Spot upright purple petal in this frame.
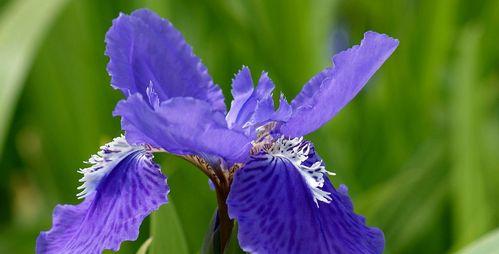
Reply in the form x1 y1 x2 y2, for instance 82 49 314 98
281 32 398 137
226 67 255 129
37 150 169 254
114 94 252 163
105 9 226 112
227 157 383 254
251 93 292 127
226 67 291 134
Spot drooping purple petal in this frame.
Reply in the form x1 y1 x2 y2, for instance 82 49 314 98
281 32 398 137
114 94 252 162
227 157 384 254
226 67 291 135
36 151 169 254
105 9 226 112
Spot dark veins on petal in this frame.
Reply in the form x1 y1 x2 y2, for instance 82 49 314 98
227 154 384 254
36 151 169 254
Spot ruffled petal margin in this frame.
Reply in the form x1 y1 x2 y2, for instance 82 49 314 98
226 67 291 135
281 32 398 137
227 157 384 254
105 9 226 112
36 151 168 254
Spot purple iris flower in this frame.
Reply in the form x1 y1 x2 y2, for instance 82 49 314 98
36 9 398 254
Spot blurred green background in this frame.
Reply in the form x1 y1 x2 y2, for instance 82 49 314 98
0 0 498 253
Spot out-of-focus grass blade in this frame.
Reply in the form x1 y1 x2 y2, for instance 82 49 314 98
136 238 153 254
419 0 457 108
389 180 448 252
160 154 217 250
357 140 446 253
25 0 121 201
0 0 70 157
357 140 443 215
149 201 189 254
451 26 492 249
456 228 499 254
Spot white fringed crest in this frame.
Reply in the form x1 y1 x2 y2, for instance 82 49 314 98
265 136 335 206
76 136 143 198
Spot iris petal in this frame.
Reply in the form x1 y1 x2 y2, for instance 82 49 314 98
105 9 225 112
36 151 168 254
227 156 383 254
226 67 291 135
251 92 292 128
281 31 398 137
114 94 252 162
226 66 256 129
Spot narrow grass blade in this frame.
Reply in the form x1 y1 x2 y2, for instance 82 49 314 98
0 0 70 157
357 140 446 253
456 229 499 254
451 26 492 248
136 237 153 254
149 201 189 254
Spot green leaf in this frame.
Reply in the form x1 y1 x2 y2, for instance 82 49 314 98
224 222 246 254
200 211 222 254
356 140 447 253
0 0 70 157
136 238 153 254
456 229 499 254
450 26 493 248
200 213 245 254
149 201 189 254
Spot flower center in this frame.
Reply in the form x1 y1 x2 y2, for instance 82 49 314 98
264 136 335 207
